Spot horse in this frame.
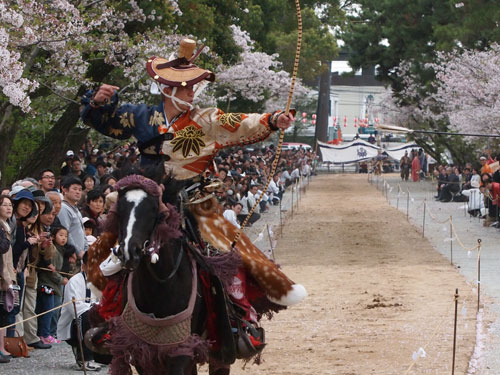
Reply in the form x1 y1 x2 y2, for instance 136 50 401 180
106 174 210 375
87 172 307 374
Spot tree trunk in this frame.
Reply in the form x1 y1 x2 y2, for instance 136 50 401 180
0 105 15 183
17 64 114 180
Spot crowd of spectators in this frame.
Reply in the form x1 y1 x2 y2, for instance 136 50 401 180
0 137 316 369
431 151 500 227
394 147 500 227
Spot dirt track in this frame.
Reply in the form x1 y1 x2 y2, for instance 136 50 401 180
224 174 477 375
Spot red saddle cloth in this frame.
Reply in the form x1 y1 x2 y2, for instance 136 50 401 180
98 274 126 320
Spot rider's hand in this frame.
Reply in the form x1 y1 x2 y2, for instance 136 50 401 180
93 84 120 105
277 113 295 130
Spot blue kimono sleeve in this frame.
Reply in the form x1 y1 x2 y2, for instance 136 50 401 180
80 90 159 143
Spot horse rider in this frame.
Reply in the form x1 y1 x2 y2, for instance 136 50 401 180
80 38 304 362
80 39 294 177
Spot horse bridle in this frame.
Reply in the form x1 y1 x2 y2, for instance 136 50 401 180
145 241 184 284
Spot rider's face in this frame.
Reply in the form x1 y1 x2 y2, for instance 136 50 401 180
164 86 194 112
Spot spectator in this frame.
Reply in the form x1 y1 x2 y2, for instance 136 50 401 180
80 174 97 207
23 193 54 350
57 252 101 371
439 167 460 202
238 185 261 226
36 226 68 345
70 158 84 179
267 173 283 205
38 169 56 193
7 190 38 337
0 195 15 363
400 152 410 181
80 190 105 236
461 178 484 217
46 191 63 228
411 152 421 182
61 150 75 176
85 151 99 177
100 175 117 187
95 161 107 181
480 155 493 175
281 167 292 188
223 202 242 229
484 179 500 226
58 177 87 258
99 184 113 197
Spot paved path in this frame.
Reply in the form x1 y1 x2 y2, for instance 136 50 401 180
372 174 500 375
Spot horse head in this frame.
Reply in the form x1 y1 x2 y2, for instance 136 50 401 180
112 175 163 270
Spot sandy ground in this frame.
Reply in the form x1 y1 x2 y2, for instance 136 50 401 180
3 174 480 374
223 174 478 375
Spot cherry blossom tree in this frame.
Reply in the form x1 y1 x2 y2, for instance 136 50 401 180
212 25 313 112
429 45 500 135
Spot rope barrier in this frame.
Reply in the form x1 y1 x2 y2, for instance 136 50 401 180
29 264 76 277
0 297 98 330
376 179 481 252
450 220 481 252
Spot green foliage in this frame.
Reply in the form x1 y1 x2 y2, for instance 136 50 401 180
4 106 57 183
239 1 340 80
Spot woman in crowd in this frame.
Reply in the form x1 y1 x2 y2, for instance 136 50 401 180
80 190 105 236
0 195 15 363
24 195 55 350
8 190 39 337
80 175 97 208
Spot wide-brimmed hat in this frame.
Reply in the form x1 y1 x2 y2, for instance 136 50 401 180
12 189 38 218
32 190 53 215
146 39 215 88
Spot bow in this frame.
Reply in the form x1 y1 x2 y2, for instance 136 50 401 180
232 0 303 247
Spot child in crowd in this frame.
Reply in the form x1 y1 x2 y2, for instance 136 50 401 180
36 226 69 344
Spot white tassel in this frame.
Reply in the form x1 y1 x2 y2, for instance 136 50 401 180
151 253 159 264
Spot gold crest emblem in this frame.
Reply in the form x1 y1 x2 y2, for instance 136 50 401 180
171 125 206 158
218 113 247 132
119 112 135 128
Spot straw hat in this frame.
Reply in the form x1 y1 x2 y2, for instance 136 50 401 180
146 39 215 88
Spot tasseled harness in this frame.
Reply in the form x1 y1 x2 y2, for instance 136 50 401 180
120 256 198 346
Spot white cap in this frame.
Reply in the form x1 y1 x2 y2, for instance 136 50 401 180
66 150 74 157
86 235 97 245
100 253 122 276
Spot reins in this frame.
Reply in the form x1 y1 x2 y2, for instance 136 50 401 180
146 241 184 283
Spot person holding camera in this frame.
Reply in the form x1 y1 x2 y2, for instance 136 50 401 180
24 192 55 350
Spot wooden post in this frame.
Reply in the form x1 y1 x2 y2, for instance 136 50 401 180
450 216 453 265
266 224 276 261
72 297 87 375
279 198 283 237
477 239 481 312
452 289 459 375
291 185 294 218
397 186 400 210
422 200 426 238
406 188 410 221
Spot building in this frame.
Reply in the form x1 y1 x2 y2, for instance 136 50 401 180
329 62 390 141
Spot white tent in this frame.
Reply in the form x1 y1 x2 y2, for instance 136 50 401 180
318 140 419 164
317 139 381 164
